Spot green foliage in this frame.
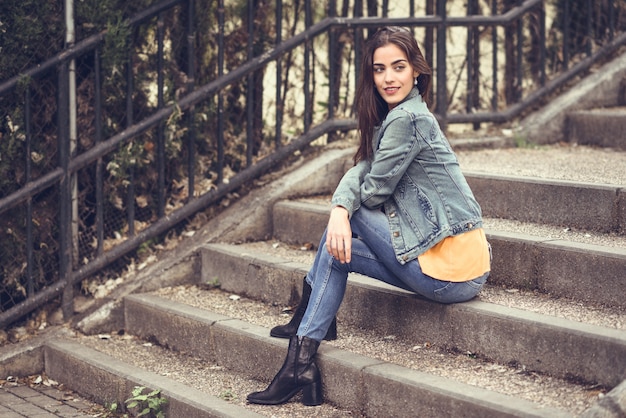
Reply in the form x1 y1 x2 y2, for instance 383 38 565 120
125 386 168 418
102 15 132 72
513 133 533 149
0 0 64 80
204 277 221 289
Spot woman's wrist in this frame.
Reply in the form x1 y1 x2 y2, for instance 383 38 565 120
331 206 349 217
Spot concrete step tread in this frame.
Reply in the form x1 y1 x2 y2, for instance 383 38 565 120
229 240 625 331
116 290 598 416
285 197 626 249
455 144 626 186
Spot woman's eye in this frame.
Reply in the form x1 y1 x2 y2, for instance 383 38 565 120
394 65 405 71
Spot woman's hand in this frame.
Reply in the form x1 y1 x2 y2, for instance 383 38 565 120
326 206 352 263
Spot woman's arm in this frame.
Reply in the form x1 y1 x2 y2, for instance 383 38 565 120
360 111 426 208
325 206 352 263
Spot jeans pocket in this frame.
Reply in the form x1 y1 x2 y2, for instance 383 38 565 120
433 273 488 303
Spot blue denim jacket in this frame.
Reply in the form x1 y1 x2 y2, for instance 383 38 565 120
331 88 483 265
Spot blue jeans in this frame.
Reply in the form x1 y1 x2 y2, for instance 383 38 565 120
297 206 489 341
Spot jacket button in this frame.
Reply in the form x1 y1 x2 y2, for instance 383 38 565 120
389 212 396 218
393 231 400 237
467 223 473 229
402 255 408 261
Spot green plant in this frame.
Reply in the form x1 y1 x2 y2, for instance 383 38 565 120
219 389 237 401
125 386 168 418
103 400 126 417
201 277 221 290
513 133 536 149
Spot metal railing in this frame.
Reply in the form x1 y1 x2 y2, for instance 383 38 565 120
0 0 623 328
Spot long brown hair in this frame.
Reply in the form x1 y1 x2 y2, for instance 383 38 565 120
353 27 432 163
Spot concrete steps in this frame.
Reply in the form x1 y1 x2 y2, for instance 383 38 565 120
198 241 626 390
567 107 626 150
119 292 575 417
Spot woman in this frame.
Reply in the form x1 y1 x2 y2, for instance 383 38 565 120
247 26 490 406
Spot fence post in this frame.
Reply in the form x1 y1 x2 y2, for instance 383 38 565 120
58 60 74 320
186 0 196 200
467 0 480 130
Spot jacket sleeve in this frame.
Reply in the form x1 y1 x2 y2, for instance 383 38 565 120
360 111 424 209
330 159 370 218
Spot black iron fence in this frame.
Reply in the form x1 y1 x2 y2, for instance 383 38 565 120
0 0 624 328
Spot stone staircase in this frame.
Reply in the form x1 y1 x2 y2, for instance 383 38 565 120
1 87 626 417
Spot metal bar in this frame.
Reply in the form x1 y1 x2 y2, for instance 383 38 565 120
304 0 312 132
491 0 498 111
328 0 337 120
466 0 472 114
275 0 283 148
436 0 447 129
516 0 523 102
157 13 166 218
217 0 225 183
186 0 196 201
539 1 546 86
609 0 615 40
563 0 569 68
25 88 34 297
246 0 254 167
95 48 104 256
354 0 363 95
126 47 136 237
467 0 479 128
586 0 592 56
58 61 73 319
425 0 434 102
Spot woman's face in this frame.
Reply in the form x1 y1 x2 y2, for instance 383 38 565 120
372 43 419 109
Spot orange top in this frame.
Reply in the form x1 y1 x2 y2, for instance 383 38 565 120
417 228 490 282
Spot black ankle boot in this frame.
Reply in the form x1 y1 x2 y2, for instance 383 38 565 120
247 336 323 406
270 278 337 341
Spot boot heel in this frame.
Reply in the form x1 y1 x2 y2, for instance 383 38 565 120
302 379 323 406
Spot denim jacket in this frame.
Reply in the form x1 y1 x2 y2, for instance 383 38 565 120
331 88 483 265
